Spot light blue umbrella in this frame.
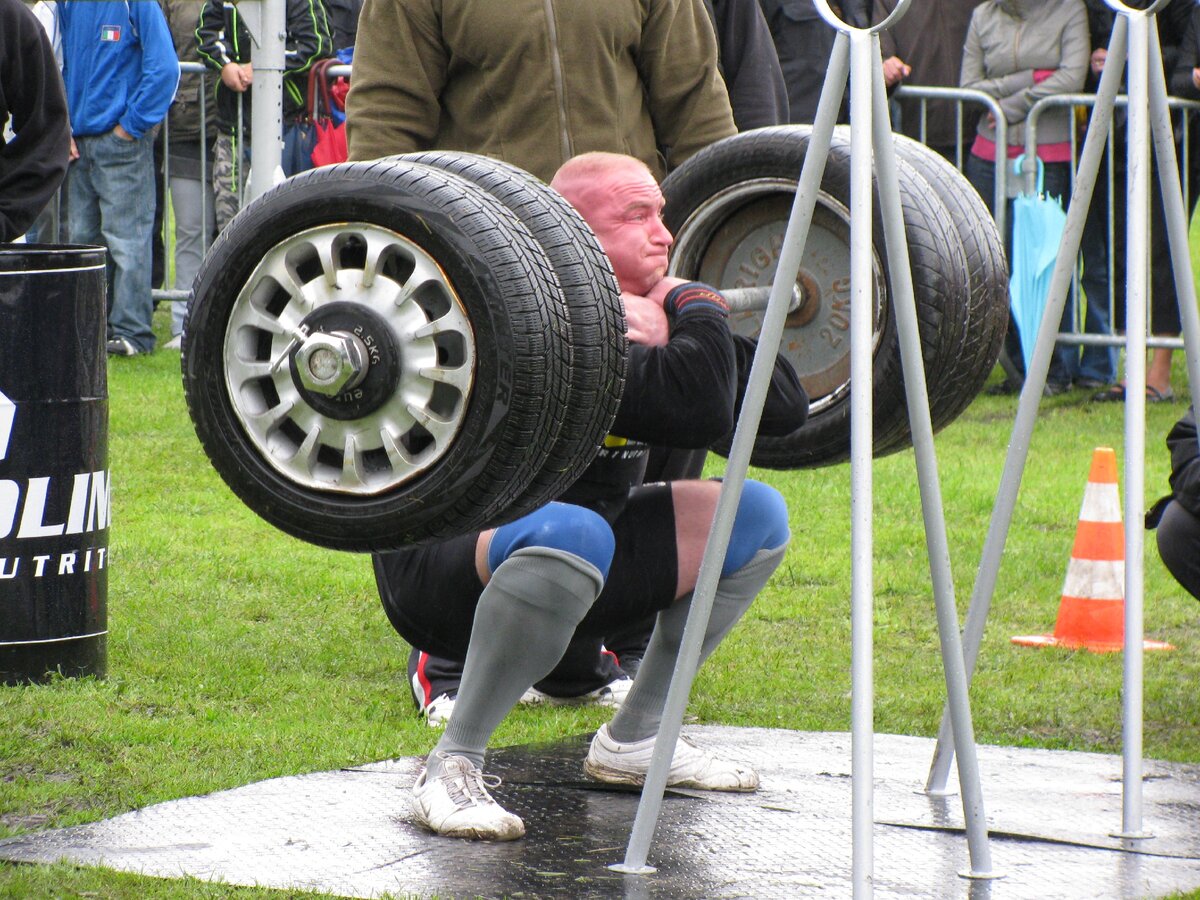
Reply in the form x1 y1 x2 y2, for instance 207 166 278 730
1008 155 1067 373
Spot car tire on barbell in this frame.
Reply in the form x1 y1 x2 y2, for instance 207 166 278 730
662 125 971 469
394 151 627 507
889 137 1008 428
182 159 573 551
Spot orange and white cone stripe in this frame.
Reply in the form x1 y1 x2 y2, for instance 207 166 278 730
1012 447 1173 653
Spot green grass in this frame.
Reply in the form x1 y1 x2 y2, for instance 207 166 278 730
3 300 1200 898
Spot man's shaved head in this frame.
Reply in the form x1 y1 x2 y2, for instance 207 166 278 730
551 152 656 216
551 152 672 295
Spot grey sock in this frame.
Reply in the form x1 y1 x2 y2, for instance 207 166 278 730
427 547 602 776
608 542 788 743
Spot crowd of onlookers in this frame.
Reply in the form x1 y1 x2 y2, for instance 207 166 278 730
5 0 1200 380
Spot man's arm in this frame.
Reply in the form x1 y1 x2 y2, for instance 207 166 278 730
639 0 737 170
284 0 333 76
121 1 179 139
195 0 235 70
0 0 70 241
708 0 788 130
610 282 739 449
345 0 447 161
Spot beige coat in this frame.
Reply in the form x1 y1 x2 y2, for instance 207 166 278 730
960 0 1090 151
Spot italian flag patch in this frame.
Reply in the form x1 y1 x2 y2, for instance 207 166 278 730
100 25 121 41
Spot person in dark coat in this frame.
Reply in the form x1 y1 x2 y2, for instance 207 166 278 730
1147 406 1200 601
759 0 903 125
704 0 789 131
0 0 70 242
872 0 986 161
1085 0 1195 403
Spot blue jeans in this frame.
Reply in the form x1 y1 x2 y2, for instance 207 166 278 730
1075 195 1117 385
68 130 157 353
966 153 1075 386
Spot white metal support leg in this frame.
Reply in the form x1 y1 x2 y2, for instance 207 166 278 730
611 17 853 884
926 13 1132 794
616 0 995 889
924 0 1195 846
867 33 997 882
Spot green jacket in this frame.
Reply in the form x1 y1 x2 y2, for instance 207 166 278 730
345 0 736 182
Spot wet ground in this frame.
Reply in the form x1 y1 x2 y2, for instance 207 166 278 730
2 728 1199 898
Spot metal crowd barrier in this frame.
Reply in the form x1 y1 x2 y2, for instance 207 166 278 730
1020 92 1200 353
46 66 1195 362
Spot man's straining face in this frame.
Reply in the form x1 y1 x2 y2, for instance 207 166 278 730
575 162 674 296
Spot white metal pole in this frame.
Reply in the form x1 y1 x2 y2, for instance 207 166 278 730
1118 6 1150 840
925 15 1130 793
244 0 286 200
868 44 997 881
848 24 875 900
612 22 852 882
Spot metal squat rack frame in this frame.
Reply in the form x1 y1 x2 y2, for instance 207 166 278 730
612 0 1000 893
924 0 1200 846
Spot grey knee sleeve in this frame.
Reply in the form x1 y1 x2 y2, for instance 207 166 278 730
431 547 603 772
608 541 789 743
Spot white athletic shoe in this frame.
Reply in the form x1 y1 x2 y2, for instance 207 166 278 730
422 692 456 727
584 723 759 792
520 675 633 709
410 754 525 841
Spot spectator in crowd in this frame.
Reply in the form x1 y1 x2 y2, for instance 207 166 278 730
58 0 179 356
348 0 743 723
325 0 363 52
703 0 789 131
161 0 217 349
346 0 736 183
960 0 1089 397
759 0 909 126
1147 405 1200 602
872 0 984 162
375 151 807 841
0 0 70 243
1168 0 1200 202
1086 0 1197 403
196 0 333 231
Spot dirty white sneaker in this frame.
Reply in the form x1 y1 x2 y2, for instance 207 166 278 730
520 675 633 709
410 754 525 841
419 692 455 728
584 723 759 792
164 334 183 350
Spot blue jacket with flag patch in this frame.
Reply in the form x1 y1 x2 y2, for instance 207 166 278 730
57 0 179 139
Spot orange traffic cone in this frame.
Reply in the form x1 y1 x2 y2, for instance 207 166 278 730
1012 447 1174 653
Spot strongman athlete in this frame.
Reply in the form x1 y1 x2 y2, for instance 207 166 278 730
373 152 809 840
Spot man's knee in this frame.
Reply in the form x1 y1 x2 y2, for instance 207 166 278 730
487 502 615 578
724 480 790 576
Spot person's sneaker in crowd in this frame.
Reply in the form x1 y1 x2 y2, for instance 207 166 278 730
583 722 759 792
106 336 145 357
410 753 525 841
1042 380 1072 397
418 692 456 727
520 675 633 709
164 334 183 350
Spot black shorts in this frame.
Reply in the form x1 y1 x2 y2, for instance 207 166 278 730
373 483 679 661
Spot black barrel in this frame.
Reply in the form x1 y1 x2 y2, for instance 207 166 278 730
0 244 109 684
